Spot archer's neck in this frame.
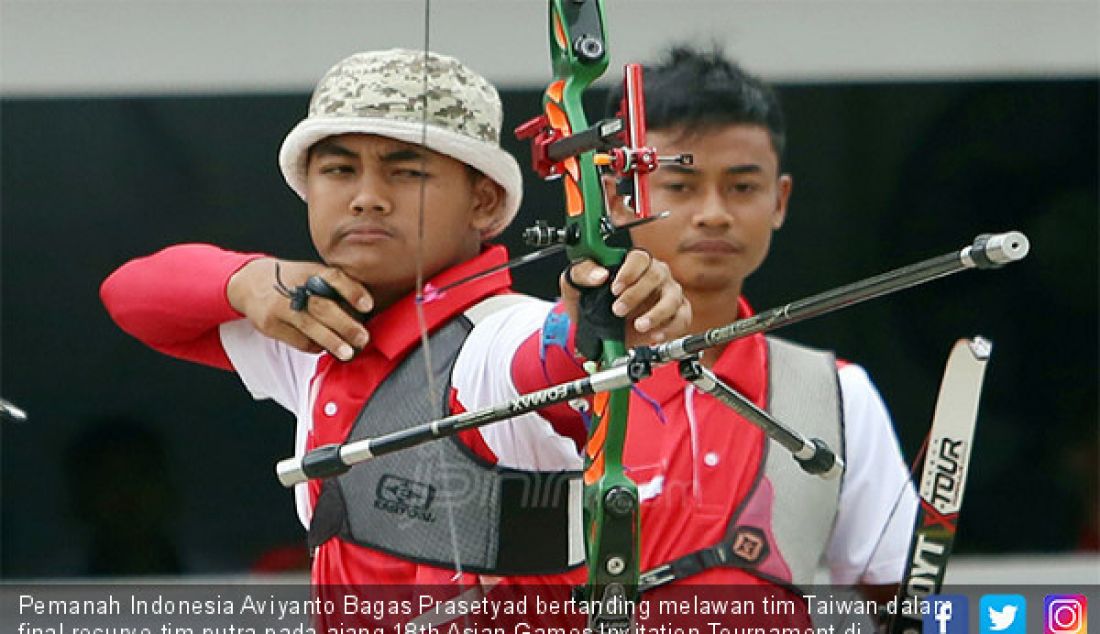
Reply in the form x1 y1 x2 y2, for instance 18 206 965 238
685 285 744 333
683 285 744 368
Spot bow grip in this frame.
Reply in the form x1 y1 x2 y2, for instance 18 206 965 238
572 263 626 361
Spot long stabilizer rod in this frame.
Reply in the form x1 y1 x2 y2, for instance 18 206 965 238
653 231 1028 362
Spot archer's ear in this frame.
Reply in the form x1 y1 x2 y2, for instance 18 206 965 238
773 174 793 230
602 174 635 227
470 176 507 234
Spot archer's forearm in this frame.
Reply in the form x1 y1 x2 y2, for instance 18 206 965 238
100 243 266 369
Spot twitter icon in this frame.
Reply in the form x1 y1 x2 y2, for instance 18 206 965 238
982 594 1027 634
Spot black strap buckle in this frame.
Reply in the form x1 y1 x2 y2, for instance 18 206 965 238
638 542 740 592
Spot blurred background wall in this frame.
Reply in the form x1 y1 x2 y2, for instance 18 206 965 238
1 0 1096 578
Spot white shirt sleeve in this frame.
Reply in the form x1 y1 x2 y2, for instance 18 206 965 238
451 297 584 472
825 363 919 585
218 319 320 413
219 319 321 527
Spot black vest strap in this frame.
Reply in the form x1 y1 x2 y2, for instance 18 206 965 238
639 543 739 591
637 536 800 595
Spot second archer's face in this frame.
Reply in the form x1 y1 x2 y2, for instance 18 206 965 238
304 134 503 303
613 124 791 300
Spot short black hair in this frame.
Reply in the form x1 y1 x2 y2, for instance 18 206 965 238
606 45 786 165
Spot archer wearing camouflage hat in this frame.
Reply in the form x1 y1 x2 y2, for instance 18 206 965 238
279 49 523 239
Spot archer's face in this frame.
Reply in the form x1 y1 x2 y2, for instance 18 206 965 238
614 124 791 298
304 134 501 301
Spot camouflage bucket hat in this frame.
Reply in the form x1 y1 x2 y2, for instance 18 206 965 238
279 49 522 239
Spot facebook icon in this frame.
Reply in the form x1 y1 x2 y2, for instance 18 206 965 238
925 595 970 634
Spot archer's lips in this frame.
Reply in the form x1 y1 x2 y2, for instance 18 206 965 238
681 238 741 254
338 225 394 245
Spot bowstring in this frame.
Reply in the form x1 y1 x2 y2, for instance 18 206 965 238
412 0 467 584
861 435 929 582
833 431 928 634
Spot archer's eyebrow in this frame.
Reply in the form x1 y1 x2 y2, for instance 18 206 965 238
661 165 697 176
658 164 763 176
379 148 428 163
310 141 358 159
726 164 764 175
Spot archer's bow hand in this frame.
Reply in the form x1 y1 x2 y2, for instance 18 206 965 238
227 258 373 361
561 249 691 350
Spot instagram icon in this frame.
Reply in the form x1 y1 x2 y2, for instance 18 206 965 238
1046 595 1088 634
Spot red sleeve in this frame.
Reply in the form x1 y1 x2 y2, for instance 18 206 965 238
510 302 590 451
100 243 266 369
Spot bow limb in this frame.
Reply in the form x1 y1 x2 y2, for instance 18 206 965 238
831 337 991 634
882 337 991 632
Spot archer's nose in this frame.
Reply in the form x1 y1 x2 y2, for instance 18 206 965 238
350 175 392 216
692 189 731 228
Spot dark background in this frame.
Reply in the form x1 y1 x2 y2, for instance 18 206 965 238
2 79 1097 577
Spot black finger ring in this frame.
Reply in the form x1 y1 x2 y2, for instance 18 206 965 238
272 263 314 312
275 271 343 313
288 287 311 312
305 275 341 301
